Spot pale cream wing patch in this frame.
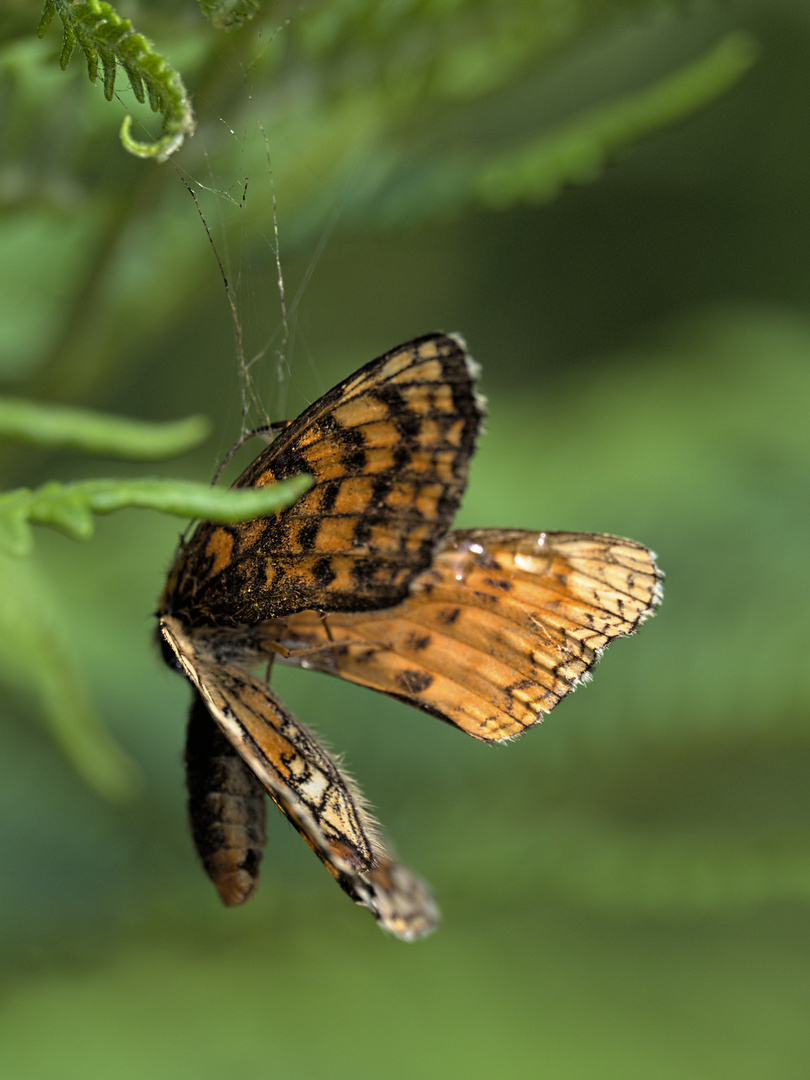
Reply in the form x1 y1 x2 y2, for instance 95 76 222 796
160 615 439 941
273 530 663 742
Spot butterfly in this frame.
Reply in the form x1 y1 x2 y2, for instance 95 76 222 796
157 332 663 940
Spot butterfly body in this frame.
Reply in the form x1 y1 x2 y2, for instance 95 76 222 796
158 333 662 940
184 693 267 907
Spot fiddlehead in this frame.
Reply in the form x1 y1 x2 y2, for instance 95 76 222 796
37 0 195 160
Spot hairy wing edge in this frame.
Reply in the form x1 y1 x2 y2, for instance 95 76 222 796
161 615 439 941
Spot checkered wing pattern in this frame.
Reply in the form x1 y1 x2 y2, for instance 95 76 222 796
157 333 662 940
272 530 663 741
163 616 439 941
161 333 482 627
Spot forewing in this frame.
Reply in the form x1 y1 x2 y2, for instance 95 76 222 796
162 333 482 626
161 616 439 941
272 529 664 742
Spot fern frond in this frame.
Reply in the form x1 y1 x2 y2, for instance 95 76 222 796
197 0 261 30
474 33 758 209
0 475 312 557
37 0 195 160
0 398 210 460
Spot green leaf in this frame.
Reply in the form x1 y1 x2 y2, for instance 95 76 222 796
0 398 210 460
0 474 313 556
474 33 759 209
0 551 140 801
197 0 262 30
37 0 195 160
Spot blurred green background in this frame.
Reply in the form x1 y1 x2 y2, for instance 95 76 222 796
1 1 809 1077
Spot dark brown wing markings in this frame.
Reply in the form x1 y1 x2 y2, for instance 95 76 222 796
158 333 662 938
161 333 483 626
161 616 440 940
271 529 663 742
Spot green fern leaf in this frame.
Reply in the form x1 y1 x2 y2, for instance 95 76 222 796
37 0 195 160
0 475 313 557
197 0 262 30
0 399 210 460
474 33 758 210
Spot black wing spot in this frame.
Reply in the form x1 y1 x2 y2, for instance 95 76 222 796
319 480 341 514
405 633 432 652
297 519 320 550
312 557 337 587
352 517 372 545
344 445 368 473
393 443 413 470
396 670 434 695
351 557 386 588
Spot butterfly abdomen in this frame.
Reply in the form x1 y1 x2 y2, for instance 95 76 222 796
185 692 267 907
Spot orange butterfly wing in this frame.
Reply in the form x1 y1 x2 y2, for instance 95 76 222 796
158 333 662 938
267 529 663 742
161 333 482 627
162 616 439 940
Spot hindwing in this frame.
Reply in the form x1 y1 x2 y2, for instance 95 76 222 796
269 530 663 742
157 333 663 938
163 615 439 941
